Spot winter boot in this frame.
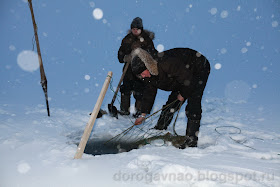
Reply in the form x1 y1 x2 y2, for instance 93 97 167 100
133 100 142 118
179 119 200 149
119 94 130 115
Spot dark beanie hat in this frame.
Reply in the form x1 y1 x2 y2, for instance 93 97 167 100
131 56 147 75
130 17 143 30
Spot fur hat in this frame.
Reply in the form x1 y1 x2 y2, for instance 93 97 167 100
130 17 143 30
131 48 159 76
131 56 147 75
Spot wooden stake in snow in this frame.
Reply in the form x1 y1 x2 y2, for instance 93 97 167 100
74 71 113 159
28 0 50 116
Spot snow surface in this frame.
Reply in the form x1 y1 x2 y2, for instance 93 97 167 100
0 98 279 186
1 0 280 186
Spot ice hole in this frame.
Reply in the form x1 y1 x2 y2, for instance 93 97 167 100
76 139 141 156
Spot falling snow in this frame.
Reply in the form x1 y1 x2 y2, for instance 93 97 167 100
272 21 278 28
84 75 90 80
89 2 95 8
84 88 90 93
93 8 103 20
17 162 31 174
220 48 227 54
214 63 222 70
220 10 228 18
17 50 39 72
9 45 16 51
209 8 218 15
241 47 248 53
185 4 193 12
157 44 164 52
237 6 241 11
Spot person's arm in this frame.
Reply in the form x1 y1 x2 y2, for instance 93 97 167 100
118 36 131 63
141 82 157 114
118 41 127 63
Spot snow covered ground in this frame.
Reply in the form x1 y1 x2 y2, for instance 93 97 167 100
0 98 279 187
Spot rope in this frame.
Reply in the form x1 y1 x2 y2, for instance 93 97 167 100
215 125 257 150
108 76 122 106
145 99 178 120
28 1 37 52
104 99 179 144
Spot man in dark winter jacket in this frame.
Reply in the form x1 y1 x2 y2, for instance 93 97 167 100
118 17 158 117
130 47 210 148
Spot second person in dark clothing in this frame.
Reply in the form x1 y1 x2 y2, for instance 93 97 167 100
130 47 211 148
118 17 158 117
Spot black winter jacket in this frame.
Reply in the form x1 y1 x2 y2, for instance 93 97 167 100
118 30 157 63
139 48 210 114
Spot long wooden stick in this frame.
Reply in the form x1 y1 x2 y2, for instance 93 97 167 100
74 71 113 159
110 61 130 105
28 0 50 116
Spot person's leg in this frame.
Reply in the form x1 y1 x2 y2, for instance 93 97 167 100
119 64 137 115
132 79 144 118
180 58 210 148
154 91 184 130
120 79 132 115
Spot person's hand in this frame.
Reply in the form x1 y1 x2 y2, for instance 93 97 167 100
134 114 146 125
177 93 184 102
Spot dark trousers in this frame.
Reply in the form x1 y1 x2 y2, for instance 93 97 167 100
186 58 210 120
120 64 145 112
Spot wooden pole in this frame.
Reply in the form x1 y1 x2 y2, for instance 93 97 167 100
110 61 130 105
28 0 50 116
74 71 113 159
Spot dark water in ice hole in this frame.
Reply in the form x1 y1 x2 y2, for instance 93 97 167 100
81 139 141 155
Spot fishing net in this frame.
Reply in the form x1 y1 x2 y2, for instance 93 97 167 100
106 78 184 146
